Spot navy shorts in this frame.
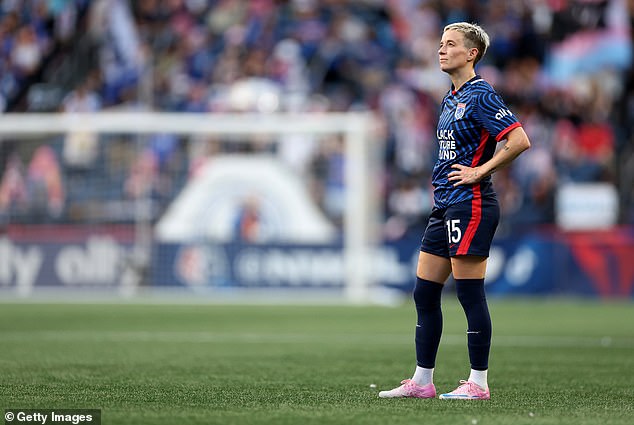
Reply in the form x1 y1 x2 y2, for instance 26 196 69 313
420 196 500 258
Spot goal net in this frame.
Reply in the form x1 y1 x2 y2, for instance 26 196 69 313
0 112 382 303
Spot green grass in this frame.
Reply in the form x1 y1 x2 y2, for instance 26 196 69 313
1 299 634 425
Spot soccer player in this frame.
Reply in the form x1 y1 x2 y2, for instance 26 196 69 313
379 22 531 400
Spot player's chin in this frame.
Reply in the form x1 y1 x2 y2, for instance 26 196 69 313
439 63 452 73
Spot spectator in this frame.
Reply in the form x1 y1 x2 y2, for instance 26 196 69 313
27 145 65 218
61 78 101 170
10 25 45 77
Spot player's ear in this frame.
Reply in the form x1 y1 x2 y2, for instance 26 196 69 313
467 48 478 62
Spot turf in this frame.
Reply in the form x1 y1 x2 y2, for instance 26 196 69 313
1 299 633 425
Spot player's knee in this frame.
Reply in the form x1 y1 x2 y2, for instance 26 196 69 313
413 279 443 310
455 278 486 308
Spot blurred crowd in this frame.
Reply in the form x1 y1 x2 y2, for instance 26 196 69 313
1 0 634 237
0 0 90 112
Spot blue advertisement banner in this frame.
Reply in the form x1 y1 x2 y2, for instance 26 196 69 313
151 235 423 290
2 227 633 297
151 228 634 298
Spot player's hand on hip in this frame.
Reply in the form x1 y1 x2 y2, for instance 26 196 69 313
448 164 482 186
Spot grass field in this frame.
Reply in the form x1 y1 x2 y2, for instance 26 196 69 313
1 299 633 425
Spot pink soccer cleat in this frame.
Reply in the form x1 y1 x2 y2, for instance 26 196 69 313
378 379 436 399
439 380 490 400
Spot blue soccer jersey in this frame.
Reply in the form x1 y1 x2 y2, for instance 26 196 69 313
432 75 521 208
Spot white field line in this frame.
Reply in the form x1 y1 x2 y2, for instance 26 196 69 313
0 331 633 348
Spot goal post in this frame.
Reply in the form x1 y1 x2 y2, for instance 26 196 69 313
0 112 382 303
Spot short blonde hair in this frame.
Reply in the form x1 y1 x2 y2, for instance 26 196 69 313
443 22 490 65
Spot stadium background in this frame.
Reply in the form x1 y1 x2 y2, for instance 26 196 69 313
0 0 633 299
1 2 634 425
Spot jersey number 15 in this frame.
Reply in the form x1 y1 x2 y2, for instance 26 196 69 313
445 219 462 244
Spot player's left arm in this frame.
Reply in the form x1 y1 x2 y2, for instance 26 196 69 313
448 126 531 186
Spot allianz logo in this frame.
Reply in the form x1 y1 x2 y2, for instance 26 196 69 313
495 109 513 120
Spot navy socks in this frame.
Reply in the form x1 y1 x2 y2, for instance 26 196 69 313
413 278 444 369
413 277 491 371
455 278 491 371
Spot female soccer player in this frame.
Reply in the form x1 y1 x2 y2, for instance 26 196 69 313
379 22 531 400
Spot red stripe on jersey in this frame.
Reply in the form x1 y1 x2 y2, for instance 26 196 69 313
495 122 522 142
457 189 481 255
456 129 488 255
472 128 489 167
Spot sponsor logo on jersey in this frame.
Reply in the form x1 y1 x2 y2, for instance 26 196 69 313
437 128 457 160
495 108 513 120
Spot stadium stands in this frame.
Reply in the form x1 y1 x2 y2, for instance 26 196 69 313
1 0 633 231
